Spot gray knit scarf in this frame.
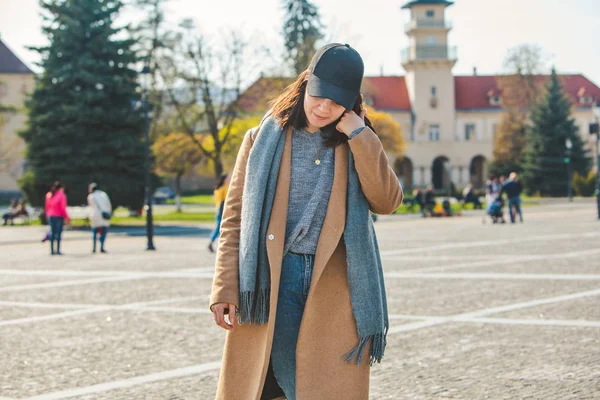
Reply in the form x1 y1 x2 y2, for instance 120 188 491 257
238 114 389 366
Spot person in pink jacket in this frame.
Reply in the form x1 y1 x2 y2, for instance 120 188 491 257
45 181 70 255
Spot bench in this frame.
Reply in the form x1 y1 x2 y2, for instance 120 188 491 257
2 206 38 225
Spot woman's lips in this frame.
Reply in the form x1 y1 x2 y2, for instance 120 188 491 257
313 112 328 121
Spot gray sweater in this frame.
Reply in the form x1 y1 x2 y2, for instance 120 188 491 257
283 129 335 255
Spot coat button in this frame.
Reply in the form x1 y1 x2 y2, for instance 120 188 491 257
268 234 275 241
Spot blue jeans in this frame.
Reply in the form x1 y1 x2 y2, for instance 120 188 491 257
49 216 64 253
508 196 523 223
92 227 108 250
209 205 224 243
271 252 315 400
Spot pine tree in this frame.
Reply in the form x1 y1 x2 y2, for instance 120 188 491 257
282 0 324 75
521 68 592 196
19 0 146 208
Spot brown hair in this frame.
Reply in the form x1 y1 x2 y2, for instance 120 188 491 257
269 70 375 147
50 181 63 196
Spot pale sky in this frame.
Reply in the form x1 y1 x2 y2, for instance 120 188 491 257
2 0 600 87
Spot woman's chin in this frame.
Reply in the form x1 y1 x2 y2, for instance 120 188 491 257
309 118 332 129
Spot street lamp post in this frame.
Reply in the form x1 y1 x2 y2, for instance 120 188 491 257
565 137 573 202
140 63 156 250
591 103 600 220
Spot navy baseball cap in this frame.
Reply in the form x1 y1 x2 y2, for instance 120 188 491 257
307 43 364 110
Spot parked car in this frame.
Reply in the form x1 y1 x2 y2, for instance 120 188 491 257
152 186 175 204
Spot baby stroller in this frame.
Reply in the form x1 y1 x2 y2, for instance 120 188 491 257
488 196 506 224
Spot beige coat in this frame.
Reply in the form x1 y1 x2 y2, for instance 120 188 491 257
210 125 403 400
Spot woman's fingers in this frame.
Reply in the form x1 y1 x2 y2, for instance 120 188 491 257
212 304 233 331
227 303 237 329
212 303 237 331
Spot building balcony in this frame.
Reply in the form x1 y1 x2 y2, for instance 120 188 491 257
401 45 458 63
404 19 453 32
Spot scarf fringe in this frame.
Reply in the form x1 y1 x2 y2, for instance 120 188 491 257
342 331 387 366
238 289 270 325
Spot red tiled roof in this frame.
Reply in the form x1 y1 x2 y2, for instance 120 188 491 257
0 39 33 74
557 74 600 108
454 74 600 110
238 74 600 113
454 75 500 110
362 76 411 111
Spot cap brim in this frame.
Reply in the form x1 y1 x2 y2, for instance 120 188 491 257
307 74 357 110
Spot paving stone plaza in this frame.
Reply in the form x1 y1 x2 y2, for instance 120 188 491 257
0 202 598 399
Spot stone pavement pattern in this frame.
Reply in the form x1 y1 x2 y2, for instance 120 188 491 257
0 202 598 399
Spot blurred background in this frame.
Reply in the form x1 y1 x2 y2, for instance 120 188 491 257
0 0 599 223
1 2 600 398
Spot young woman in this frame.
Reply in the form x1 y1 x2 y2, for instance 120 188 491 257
210 43 403 400
87 182 112 253
45 181 70 255
208 173 230 253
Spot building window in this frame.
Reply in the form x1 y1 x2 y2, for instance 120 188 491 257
427 36 437 45
489 96 501 106
430 86 438 108
429 124 440 141
465 124 476 141
426 10 435 17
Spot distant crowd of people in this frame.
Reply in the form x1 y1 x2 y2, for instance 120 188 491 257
406 172 524 224
409 186 454 217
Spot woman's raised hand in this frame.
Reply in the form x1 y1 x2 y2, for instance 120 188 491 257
336 109 366 136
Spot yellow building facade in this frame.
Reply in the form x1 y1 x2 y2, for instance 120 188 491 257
394 0 600 191
0 38 35 193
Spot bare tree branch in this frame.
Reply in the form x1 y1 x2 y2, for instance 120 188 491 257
150 19 269 177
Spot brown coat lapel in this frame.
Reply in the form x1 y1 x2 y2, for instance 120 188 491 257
309 142 348 294
265 127 292 287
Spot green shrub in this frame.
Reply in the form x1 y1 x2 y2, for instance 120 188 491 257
572 171 597 197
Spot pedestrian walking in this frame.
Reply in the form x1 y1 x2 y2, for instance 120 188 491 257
485 176 499 210
45 181 69 255
209 43 403 400
501 172 524 223
87 183 112 253
208 173 229 253
483 176 502 224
